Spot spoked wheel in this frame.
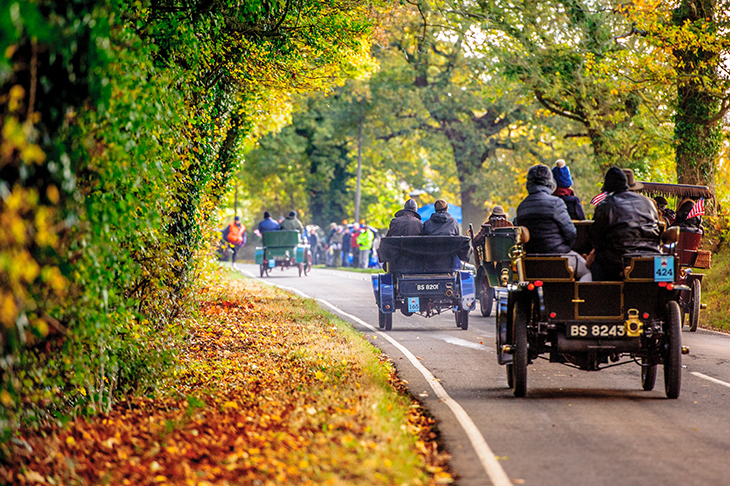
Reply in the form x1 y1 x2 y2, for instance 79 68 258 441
260 264 265 277
304 255 311 276
506 364 514 389
512 300 529 397
664 301 682 399
298 262 303 277
479 272 494 317
641 357 657 391
455 309 469 330
689 279 700 332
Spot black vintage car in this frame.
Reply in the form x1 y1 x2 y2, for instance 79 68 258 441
494 225 688 398
372 236 475 330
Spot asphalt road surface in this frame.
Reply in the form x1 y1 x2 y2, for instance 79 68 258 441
235 263 730 486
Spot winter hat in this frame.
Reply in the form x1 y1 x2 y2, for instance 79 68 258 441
264 211 271 218
404 199 418 211
602 167 628 193
234 215 241 221
490 206 506 217
551 159 573 188
526 164 557 192
288 210 297 218
434 199 449 212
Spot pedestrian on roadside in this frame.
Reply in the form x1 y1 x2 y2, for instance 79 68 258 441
222 215 246 264
357 223 375 268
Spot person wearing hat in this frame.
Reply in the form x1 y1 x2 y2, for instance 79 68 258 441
588 167 661 281
552 159 585 220
674 198 702 233
515 164 590 280
222 215 246 264
386 199 424 236
653 195 676 226
280 210 305 233
473 206 513 248
423 199 460 236
258 211 280 233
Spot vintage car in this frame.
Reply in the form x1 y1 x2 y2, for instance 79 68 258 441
635 181 712 332
254 230 311 277
469 224 528 317
372 236 475 330
497 225 688 398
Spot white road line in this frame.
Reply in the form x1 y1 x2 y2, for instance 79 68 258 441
691 371 730 389
237 267 512 486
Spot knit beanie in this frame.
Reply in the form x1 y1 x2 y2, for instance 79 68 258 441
404 199 418 211
551 159 573 188
526 164 557 192
602 167 629 193
434 199 449 212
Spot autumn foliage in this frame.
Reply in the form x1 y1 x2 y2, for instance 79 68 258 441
3 275 452 485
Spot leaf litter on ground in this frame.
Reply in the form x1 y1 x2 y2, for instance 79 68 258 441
4 273 453 485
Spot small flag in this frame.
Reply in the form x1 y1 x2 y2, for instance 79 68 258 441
590 192 607 206
687 198 705 219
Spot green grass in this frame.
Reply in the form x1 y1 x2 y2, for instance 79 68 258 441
699 247 730 332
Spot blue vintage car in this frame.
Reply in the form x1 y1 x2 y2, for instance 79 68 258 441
372 236 475 330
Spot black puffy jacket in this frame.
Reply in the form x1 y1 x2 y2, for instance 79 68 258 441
515 185 576 254
386 209 424 236
423 211 460 236
590 190 660 265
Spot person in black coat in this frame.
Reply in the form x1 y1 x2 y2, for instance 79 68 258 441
551 159 585 220
588 167 661 281
515 164 590 279
386 199 424 236
423 199 460 236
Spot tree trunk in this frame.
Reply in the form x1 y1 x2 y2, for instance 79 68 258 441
673 0 720 195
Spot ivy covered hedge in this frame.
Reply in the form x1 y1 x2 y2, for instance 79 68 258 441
0 0 375 448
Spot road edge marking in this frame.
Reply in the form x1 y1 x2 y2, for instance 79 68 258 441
690 371 730 389
238 268 513 486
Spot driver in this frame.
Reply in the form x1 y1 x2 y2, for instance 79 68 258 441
515 164 590 280
588 167 661 281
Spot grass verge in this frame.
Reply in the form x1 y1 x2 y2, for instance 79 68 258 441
3 269 451 485
699 247 730 332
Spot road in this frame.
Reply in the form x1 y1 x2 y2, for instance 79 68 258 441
235 263 730 486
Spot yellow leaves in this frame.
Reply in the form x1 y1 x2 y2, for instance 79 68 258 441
314 370 325 380
222 401 238 409
0 389 14 407
66 436 76 446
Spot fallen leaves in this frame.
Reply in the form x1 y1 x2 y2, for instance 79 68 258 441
2 276 452 485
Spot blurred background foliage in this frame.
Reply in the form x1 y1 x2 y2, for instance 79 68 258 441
0 0 376 448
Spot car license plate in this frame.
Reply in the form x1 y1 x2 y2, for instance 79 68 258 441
654 256 674 282
408 297 420 313
567 323 626 338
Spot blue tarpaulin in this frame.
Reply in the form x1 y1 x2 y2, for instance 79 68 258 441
417 204 462 224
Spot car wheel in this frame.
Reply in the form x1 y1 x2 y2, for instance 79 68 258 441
461 310 469 331
689 279 700 332
506 364 514 389
384 312 392 331
512 300 529 397
641 357 657 391
664 301 682 399
378 310 386 329
479 272 494 317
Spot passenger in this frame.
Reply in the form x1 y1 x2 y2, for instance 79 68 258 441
386 199 424 236
280 210 305 233
515 164 590 280
587 167 661 281
473 206 512 248
258 211 280 233
654 196 676 226
423 199 460 236
552 159 585 220
674 198 703 233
